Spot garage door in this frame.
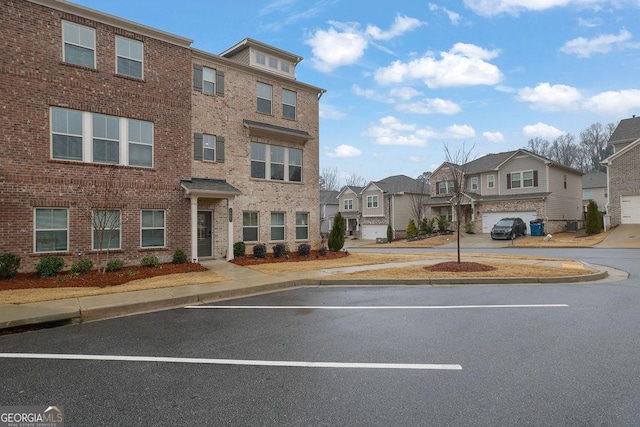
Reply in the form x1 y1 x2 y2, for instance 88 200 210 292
621 196 640 224
361 225 388 240
482 211 538 234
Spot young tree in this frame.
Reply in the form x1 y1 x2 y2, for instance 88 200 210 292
585 200 602 234
444 143 475 263
406 219 418 239
409 178 430 227
328 212 345 251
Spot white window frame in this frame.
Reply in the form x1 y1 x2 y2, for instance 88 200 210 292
270 212 285 241
51 107 83 161
128 119 153 167
141 210 166 248
34 208 68 253
92 114 120 164
202 66 215 95
243 211 259 242
250 142 302 183
344 199 353 210
203 134 216 162
92 209 121 251
367 195 379 208
283 89 296 119
296 212 309 240
438 180 455 194
62 21 95 68
116 36 143 79
510 172 521 189
257 82 273 114
487 174 495 188
471 177 478 191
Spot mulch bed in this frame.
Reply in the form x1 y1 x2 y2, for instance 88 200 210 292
230 250 350 266
0 262 207 291
424 261 497 272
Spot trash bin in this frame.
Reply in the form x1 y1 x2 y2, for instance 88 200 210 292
529 219 544 237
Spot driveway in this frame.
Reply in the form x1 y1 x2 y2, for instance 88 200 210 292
596 224 640 248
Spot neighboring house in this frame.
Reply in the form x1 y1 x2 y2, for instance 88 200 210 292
426 150 584 234
319 190 340 236
601 116 640 226
582 172 607 213
0 0 324 272
337 175 430 240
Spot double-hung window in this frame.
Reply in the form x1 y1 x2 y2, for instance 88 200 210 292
344 199 353 210
62 21 95 68
243 211 259 242
270 146 285 180
251 143 303 182
510 172 521 188
51 107 83 161
487 175 495 188
251 143 266 179
523 171 534 187
288 148 302 182
93 209 121 250
271 212 285 241
128 119 153 167
257 82 272 114
93 114 120 164
438 180 455 195
296 213 309 240
471 177 478 191
141 210 165 247
283 89 296 119
367 195 379 208
116 36 143 79
203 134 216 161
35 208 68 253
202 67 215 95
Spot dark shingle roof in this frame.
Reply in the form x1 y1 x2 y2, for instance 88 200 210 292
582 172 607 188
320 190 340 204
609 116 640 144
372 174 429 194
464 151 517 174
180 178 241 195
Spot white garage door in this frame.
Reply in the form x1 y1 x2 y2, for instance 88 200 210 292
621 196 640 224
482 211 538 234
361 225 388 240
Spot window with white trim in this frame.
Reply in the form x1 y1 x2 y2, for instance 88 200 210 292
93 209 121 250
523 171 534 187
283 89 296 119
52 107 83 161
296 212 309 240
251 142 302 182
128 119 153 167
202 67 215 95
437 180 455 195
367 195 379 208
487 174 495 188
257 82 272 114
116 36 143 79
141 210 165 247
510 172 521 188
62 21 95 68
243 211 259 242
344 199 353 210
471 177 478 191
35 208 68 253
93 114 120 164
271 212 285 241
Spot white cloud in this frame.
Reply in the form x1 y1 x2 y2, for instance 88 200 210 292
351 85 394 103
463 0 606 17
389 86 422 100
561 29 632 58
517 82 582 111
306 25 368 72
365 15 424 41
396 98 462 115
363 116 430 146
483 131 505 143
428 3 461 25
578 17 602 28
523 122 565 139
319 104 346 119
326 144 362 158
583 89 640 115
410 156 422 163
443 124 476 139
374 43 503 88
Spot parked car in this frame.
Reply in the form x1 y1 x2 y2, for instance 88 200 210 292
490 217 527 240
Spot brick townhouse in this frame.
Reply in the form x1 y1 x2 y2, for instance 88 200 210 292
0 0 324 272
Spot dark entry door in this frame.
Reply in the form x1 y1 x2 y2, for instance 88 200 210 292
197 211 212 258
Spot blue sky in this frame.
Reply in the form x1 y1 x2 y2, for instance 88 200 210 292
72 0 640 184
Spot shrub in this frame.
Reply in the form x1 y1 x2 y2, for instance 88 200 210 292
406 219 418 239
172 248 188 264
464 221 475 234
233 241 246 257
70 258 94 275
0 253 21 279
585 200 602 235
297 243 311 257
35 256 65 278
420 217 435 235
437 216 450 232
106 259 125 272
318 246 328 256
328 212 345 252
273 243 288 258
253 243 267 259
140 255 159 268
386 224 393 243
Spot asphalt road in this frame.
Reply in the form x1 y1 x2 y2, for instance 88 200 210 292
1 248 639 426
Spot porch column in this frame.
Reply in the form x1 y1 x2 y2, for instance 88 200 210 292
190 196 198 263
227 199 234 261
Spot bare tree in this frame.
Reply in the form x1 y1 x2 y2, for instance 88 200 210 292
344 173 367 187
580 122 615 172
444 143 475 263
408 179 430 225
548 133 578 169
526 137 550 157
320 166 340 191
417 171 432 186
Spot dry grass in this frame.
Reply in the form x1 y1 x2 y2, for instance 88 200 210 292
513 231 611 247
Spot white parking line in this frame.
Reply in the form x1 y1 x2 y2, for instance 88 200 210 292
185 304 568 310
0 353 461 371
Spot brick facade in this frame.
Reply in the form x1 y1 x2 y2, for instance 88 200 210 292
607 142 640 226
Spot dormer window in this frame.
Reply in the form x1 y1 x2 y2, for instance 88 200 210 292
251 49 295 78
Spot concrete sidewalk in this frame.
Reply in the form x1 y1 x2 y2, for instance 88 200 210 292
0 254 625 333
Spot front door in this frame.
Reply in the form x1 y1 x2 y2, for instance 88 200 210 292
197 211 213 258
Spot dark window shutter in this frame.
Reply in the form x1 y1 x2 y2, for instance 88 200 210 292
533 170 538 187
216 70 225 96
194 133 203 160
507 173 511 189
193 64 203 92
436 182 440 195
216 136 225 163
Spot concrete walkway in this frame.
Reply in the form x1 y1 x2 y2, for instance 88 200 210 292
0 252 626 332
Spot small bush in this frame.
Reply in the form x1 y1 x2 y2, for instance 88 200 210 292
437 216 450 232
585 199 602 235
464 221 475 234
318 246 328 256
172 248 188 264
386 224 393 243
328 212 345 252
272 243 288 258
421 217 435 235
0 253 21 279
406 219 418 239
253 243 267 259
106 259 125 272
233 241 246 257
297 243 311 257
140 255 159 268
36 256 65 278
70 258 94 275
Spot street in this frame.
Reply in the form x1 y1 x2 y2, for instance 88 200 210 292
1 248 639 426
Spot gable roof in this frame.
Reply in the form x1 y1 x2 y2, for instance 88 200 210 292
582 172 607 189
369 174 429 194
320 190 340 204
608 116 640 145
337 185 364 198
465 151 517 174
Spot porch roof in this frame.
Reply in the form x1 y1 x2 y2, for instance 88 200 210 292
426 192 550 206
181 178 241 198
243 119 313 143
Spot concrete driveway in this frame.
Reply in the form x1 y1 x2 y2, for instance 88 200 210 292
596 224 640 248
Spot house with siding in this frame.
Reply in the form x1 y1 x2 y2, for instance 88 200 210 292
319 190 340 236
0 0 324 272
601 116 640 225
426 150 584 234
582 172 607 213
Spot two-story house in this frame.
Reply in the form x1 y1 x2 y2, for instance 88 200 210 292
601 116 640 225
319 190 340 236
0 0 324 272
426 150 584 234
336 186 364 237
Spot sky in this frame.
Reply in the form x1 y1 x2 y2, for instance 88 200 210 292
71 0 640 185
